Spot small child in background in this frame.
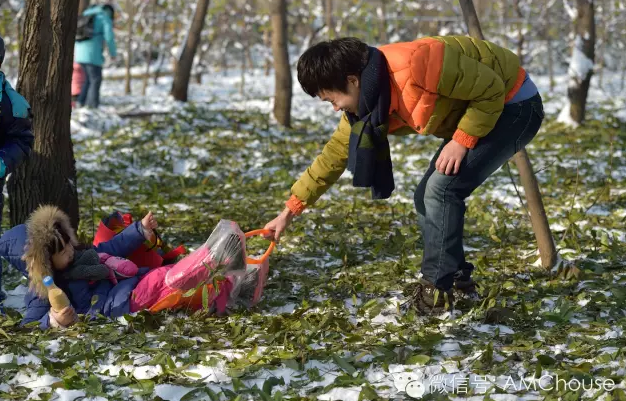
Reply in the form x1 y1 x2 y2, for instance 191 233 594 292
71 63 86 108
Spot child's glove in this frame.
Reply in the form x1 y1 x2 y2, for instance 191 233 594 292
99 253 139 282
0 158 6 178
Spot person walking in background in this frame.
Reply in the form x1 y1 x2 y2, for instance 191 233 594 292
74 3 117 109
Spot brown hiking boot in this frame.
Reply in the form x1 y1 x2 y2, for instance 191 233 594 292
405 278 454 315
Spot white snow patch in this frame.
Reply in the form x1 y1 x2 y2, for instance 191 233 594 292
153 384 194 401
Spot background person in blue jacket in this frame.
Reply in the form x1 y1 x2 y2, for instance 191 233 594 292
0 36 34 307
0 205 157 328
74 4 117 109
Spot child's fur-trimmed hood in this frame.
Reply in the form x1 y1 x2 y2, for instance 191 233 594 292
22 205 78 298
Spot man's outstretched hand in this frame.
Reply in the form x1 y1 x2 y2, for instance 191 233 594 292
263 207 295 243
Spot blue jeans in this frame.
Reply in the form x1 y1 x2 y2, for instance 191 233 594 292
414 93 545 290
78 63 103 108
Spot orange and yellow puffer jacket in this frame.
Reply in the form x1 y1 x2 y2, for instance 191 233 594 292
286 36 526 215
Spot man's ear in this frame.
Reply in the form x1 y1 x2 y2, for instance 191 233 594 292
347 75 359 88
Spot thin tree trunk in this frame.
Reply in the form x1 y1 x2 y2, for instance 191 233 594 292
263 29 271 76
78 0 90 15
153 12 167 85
378 0 388 44
271 0 292 127
171 0 210 101
597 0 605 88
125 0 134 95
514 0 524 61
324 0 334 39
622 55 626 91
220 42 228 77
245 47 254 72
195 42 212 84
10 0 80 227
546 8 555 91
239 45 246 95
458 0 557 269
567 0 595 124
142 0 156 96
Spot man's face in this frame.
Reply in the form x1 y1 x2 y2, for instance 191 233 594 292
318 75 360 115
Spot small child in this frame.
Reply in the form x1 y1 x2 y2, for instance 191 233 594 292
14 205 257 329
71 63 86 108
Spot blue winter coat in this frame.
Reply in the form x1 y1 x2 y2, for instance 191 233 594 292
74 5 117 66
0 73 33 176
0 221 148 329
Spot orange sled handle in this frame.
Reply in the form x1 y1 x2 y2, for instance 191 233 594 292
244 229 276 264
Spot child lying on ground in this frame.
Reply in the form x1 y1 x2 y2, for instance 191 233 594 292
0 205 257 329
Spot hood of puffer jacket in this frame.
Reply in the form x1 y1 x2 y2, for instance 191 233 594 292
22 205 78 298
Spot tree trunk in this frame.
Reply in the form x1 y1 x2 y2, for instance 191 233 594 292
125 0 134 95
239 46 246 95
458 0 557 269
622 55 626 91
78 0 90 14
567 0 595 124
324 0 334 39
142 0 156 96
170 0 211 102
378 0 388 44
195 42 211 84
546 7 555 92
10 0 80 228
153 12 168 85
514 0 524 61
596 0 605 88
263 29 271 76
220 43 228 76
271 0 292 127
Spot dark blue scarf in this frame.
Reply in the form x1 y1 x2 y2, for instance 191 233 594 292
346 47 395 199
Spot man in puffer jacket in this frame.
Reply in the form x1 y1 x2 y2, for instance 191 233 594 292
263 36 544 314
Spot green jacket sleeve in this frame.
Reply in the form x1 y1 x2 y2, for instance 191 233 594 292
290 113 351 206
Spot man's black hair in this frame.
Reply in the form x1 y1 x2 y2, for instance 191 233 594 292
297 37 369 97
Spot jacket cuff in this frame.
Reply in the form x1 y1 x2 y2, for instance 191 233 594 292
452 129 479 149
285 195 306 216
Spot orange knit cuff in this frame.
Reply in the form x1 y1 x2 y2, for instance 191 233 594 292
504 67 526 103
285 195 306 216
452 129 479 149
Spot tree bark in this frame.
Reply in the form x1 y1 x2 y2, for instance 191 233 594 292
271 0 292 127
546 5 555 91
78 0 90 15
239 45 246 95
263 29 271 76
10 0 80 228
567 0 595 124
514 0 524 61
125 0 134 95
153 10 168 85
142 0 156 96
324 0 334 39
378 0 388 44
170 0 211 102
458 0 557 269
